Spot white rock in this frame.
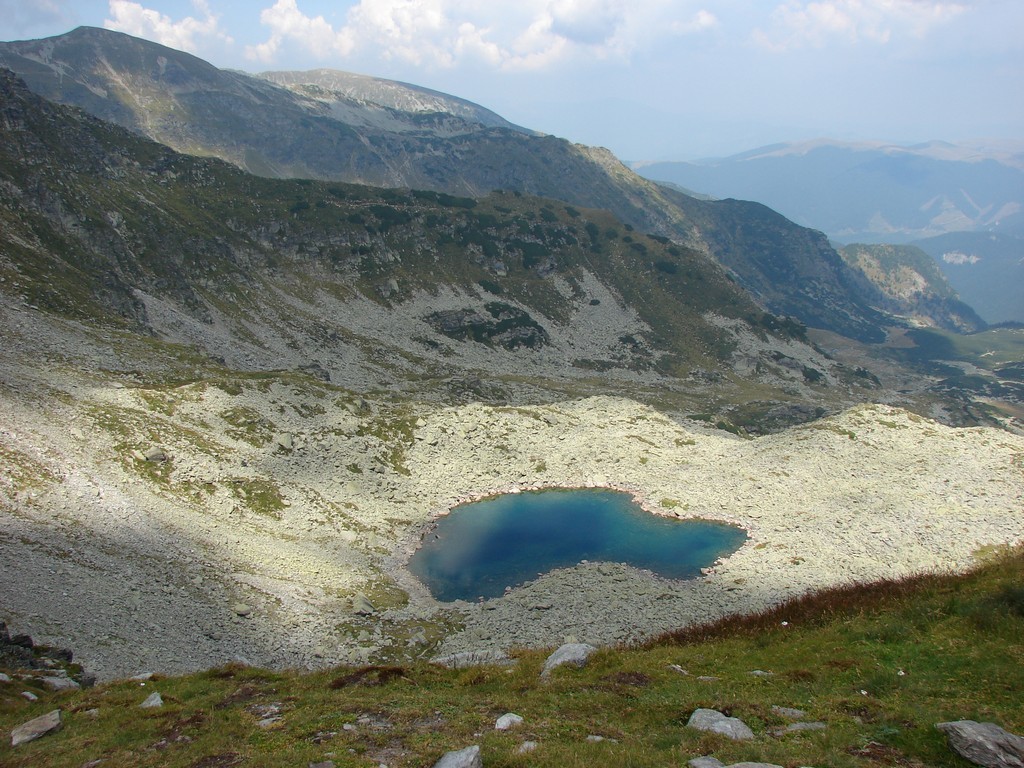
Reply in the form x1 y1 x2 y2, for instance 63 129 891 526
686 708 755 741
431 744 482 768
140 691 163 708
540 643 598 677
495 713 523 730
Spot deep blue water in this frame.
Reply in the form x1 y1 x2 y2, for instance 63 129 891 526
408 488 747 602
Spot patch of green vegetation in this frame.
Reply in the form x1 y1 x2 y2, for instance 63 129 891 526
659 498 686 510
0 444 58 493
229 478 287 519
356 408 417 475
220 406 276 447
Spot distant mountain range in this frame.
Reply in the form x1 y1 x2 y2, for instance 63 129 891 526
634 139 1024 244
635 140 1024 324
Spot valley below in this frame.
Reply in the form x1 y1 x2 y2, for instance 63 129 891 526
2 292 1022 683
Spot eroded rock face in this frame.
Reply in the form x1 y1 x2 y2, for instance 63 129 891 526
936 720 1024 768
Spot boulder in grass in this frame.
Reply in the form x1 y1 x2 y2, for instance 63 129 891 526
495 713 523 730
686 708 755 741
540 643 597 677
432 745 482 768
11 709 62 747
936 720 1024 768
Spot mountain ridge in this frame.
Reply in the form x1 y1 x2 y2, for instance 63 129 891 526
0 26 889 343
1 66 866 422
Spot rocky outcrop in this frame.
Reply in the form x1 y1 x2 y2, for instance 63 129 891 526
0 621 93 687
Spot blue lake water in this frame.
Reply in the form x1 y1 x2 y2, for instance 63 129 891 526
408 488 747 602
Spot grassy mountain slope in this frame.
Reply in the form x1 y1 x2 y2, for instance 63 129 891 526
0 27 887 343
2 547 1021 767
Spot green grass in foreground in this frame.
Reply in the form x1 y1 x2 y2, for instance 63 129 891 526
2 547 1023 767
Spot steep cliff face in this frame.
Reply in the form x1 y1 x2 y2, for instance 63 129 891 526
0 27 888 342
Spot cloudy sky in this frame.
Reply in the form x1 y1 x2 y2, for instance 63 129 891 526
5 1 1022 159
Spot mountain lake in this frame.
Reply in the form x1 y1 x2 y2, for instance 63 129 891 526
408 488 747 602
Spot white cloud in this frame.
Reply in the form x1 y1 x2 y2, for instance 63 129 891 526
248 0 354 62
247 0 718 71
104 0 233 53
754 0 967 51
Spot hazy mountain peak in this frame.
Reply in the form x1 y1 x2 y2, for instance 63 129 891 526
719 138 1024 168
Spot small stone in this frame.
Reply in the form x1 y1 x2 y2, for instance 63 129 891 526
686 708 755 741
0 672 11 682
140 692 163 708
749 669 774 677
688 759 725 768
936 720 1024 768
130 672 155 681
11 709 62 747
540 643 598 677
771 705 806 720
21 691 38 702
143 447 167 462
231 603 252 617
586 734 618 743
495 713 523 730
431 744 482 768
517 741 538 754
